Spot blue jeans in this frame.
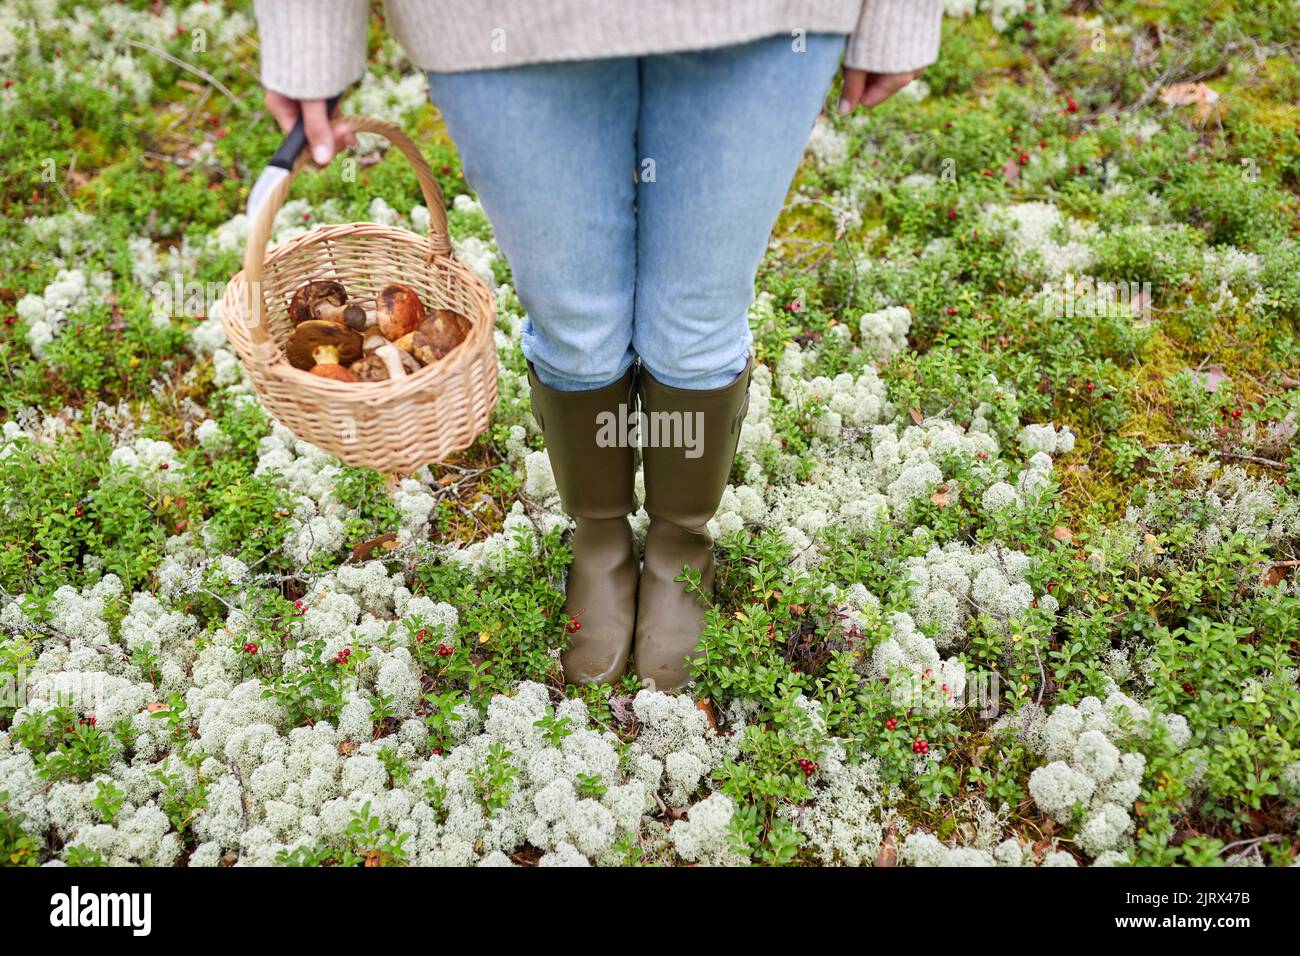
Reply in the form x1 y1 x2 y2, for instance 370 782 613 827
426 33 846 391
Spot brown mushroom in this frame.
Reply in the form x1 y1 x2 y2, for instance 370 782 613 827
310 363 357 382
376 284 424 340
349 354 389 382
392 331 416 356
351 345 408 382
288 280 347 327
285 319 363 376
410 309 471 365
315 301 368 331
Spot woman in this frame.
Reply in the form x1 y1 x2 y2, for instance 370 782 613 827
254 0 943 691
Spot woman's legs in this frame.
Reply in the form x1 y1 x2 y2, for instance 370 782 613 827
427 35 845 690
633 33 846 389
631 34 845 690
427 61 643 685
426 60 640 391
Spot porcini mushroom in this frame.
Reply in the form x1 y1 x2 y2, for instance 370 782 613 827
288 280 347 327
410 309 471 365
310 363 357 382
376 284 425 340
285 319 363 379
351 344 409 382
314 300 368 331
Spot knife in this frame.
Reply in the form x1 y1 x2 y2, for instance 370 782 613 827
247 95 340 219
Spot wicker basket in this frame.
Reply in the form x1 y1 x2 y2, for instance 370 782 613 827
221 115 497 474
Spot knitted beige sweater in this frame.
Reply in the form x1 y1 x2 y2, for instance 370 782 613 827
254 0 944 100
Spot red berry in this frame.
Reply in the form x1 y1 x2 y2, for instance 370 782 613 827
1066 99 1079 113
947 208 957 220
1018 151 1030 166
946 307 958 316
437 643 452 657
243 642 258 654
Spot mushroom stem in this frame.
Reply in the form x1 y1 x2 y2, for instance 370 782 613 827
312 344 342 365
374 344 407 379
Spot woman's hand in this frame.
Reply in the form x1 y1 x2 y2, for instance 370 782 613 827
264 90 358 165
837 68 923 113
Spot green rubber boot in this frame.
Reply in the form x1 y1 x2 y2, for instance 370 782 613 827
634 357 752 692
527 362 639 686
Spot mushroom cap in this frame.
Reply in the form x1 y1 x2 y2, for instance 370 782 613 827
376 284 425 340
349 354 391 382
315 301 368 332
285 319 363 370
288 280 347 327
411 309 471 365
309 363 357 382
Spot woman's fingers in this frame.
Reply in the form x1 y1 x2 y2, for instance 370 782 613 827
331 118 359 151
837 69 922 112
838 68 867 114
300 99 338 165
264 89 300 133
859 70 919 108
263 91 356 160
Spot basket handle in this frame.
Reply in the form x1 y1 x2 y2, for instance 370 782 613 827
239 114 453 348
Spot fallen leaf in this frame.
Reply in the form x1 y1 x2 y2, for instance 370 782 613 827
930 483 951 509
695 698 718 733
1262 563 1293 588
338 740 358 756
145 701 166 713
608 693 635 727
1189 364 1228 393
909 407 924 426
351 531 397 563
1051 525 1073 543
1158 81 1221 122
1264 411 1298 452
1001 156 1021 182
1143 532 1164 554
875 831 898 867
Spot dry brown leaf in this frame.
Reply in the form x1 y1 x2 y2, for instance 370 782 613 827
338 740 358 756
695 697 718 732
930 483 951 509
1158 81 1221 121
351 532 398 563
1051 525 1073 543
875 830 898 867
1189 364 1228 393
1262 563 1293 588
145 701 167 713
909 407 924 426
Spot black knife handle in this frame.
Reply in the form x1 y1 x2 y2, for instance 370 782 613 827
268 94 341 170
